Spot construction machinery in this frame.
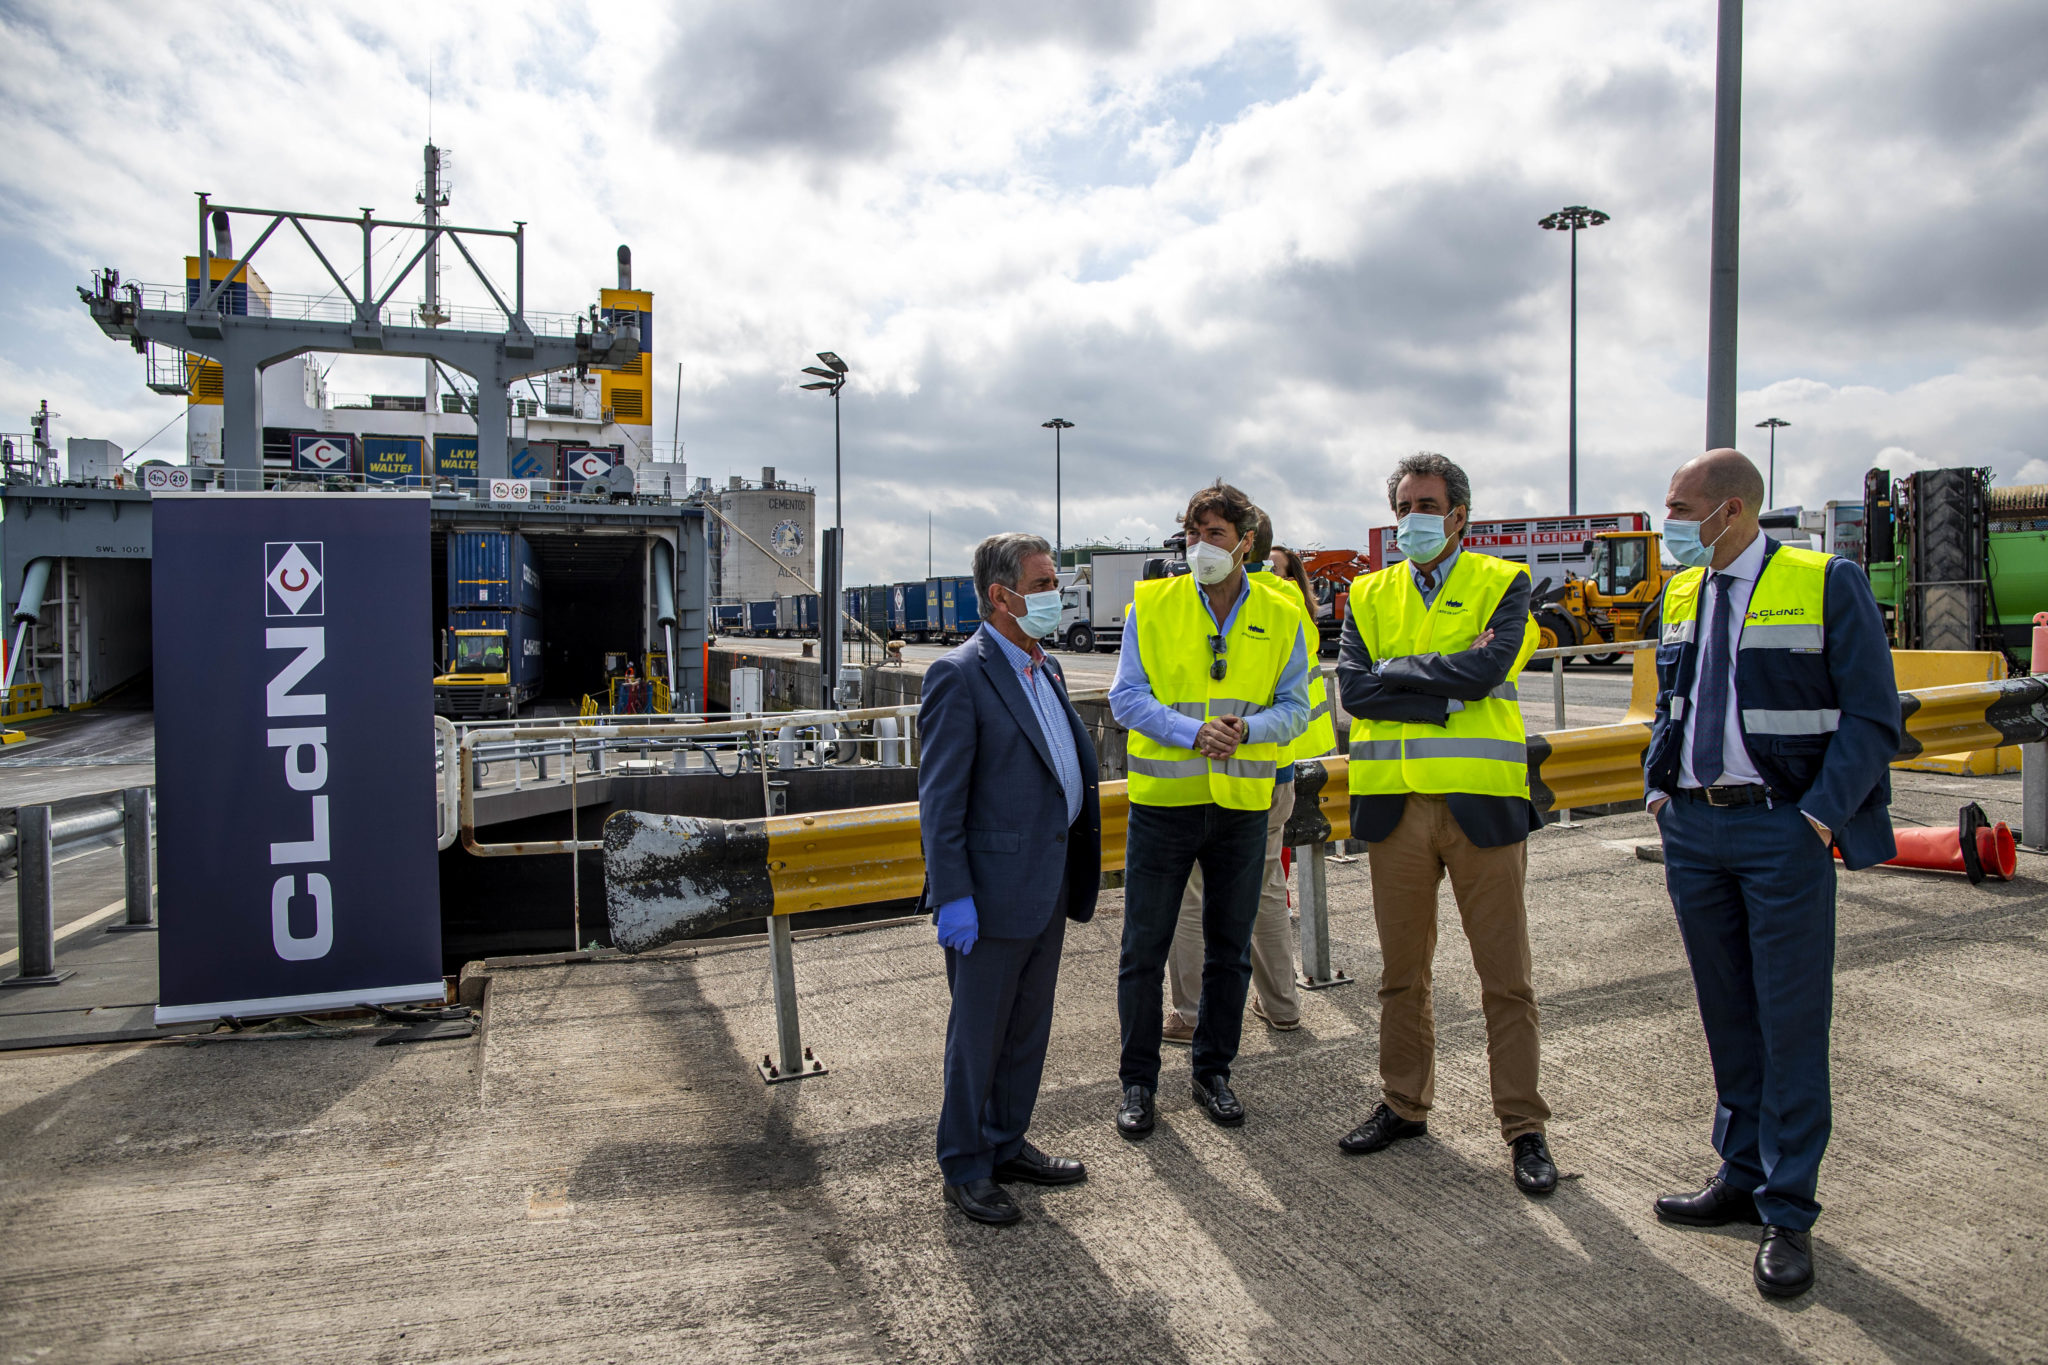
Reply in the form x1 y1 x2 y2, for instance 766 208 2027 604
1531 530 1672 663
1862 466 2047 665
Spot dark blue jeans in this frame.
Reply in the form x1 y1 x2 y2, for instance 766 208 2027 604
1118 801 1269 1091
1659 794 1836 1230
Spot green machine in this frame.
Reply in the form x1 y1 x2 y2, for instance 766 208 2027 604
1861 466 2048 667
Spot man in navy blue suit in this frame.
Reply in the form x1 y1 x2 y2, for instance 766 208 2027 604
919 532 1101 1226
1646 448 1900 1300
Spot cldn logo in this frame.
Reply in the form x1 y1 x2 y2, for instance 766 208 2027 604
265 542 325 617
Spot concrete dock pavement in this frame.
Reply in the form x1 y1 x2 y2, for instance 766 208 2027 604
1 772 2042 1362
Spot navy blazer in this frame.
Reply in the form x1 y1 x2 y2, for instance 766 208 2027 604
1646 538 1901 870
918 625 1102 939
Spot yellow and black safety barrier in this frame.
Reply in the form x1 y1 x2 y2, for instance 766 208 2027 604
603 676 2048 952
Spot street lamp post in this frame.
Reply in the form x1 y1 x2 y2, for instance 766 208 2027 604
801 352 849 703
1538 205 1610 515
1042 418 1073 567
799 352 849 531
1756 417 1789 509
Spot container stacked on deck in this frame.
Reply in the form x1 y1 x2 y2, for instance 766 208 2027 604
440 530 544 719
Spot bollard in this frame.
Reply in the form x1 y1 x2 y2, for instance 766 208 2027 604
110 787 156 931
5 807 73 986
759 914 826 1083
1294 842 1353 991
777 724 800 770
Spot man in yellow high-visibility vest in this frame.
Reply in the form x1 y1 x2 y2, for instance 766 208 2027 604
1335 451 1558 1198
1162 509 1339 1041
1109 482 1313 1136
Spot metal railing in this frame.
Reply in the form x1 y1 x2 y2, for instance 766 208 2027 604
127 282 588 338
4 788 155 987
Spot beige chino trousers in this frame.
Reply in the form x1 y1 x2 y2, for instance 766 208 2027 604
1166 781 1300 1027
1366 793 1548 1142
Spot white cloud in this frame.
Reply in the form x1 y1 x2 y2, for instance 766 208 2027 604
0 0 2040 582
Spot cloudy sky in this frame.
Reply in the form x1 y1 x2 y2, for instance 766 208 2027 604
2 1 2042 584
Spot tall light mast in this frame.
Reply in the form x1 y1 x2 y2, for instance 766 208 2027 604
418 143 450 414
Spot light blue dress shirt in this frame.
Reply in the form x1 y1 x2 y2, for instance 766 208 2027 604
1108 574 1312 763
988 627 1085 825
1410 547 1461 608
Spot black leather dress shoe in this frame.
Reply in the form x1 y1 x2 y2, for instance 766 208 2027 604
1754 1225 1814 1298
1655 1176 1763 1228
1192 1075 1246 1127
1115 1084 1155 1139
943 1177 1021 1226
1338 1102 1427 1154
993 1141 1087 1186
1511 1133 1557 1196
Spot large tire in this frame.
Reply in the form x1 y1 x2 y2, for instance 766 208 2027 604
1535 608 1579 655
1914 468 1982 652
1636 599 1662 649
1064 624 1095 653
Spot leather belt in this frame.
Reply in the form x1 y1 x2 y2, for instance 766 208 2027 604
1677 783 1772 808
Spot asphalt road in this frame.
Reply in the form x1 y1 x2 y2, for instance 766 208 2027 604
4 773 2040 1361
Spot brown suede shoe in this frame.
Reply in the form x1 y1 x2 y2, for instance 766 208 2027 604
1250 995 1300 1031
1161 1014 1195 1047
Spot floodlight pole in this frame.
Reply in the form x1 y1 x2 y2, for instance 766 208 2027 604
1538 206 1609 516
1043 418 1073 567
1757 417 1788 507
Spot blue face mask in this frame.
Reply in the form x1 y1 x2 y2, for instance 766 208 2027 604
1664 503 1733 569
1001 586 1064 638
1396 513 1449 563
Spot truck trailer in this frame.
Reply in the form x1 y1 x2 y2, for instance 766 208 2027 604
435 607 543 720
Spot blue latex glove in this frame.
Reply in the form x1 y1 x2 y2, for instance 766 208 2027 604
935 896 979 955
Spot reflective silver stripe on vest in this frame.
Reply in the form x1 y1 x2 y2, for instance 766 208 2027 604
1741 707 1841 735
1307 699 1331 721
1167 701 1208 720
1662 620 1696 644
1402 736 1527 764
1213 757 1277 780
1670 695 1688 721
1739 623 1824 651
1208 697 1269 719
1348 739 1403 762
1128 755 1210 779
1488 681 1519 701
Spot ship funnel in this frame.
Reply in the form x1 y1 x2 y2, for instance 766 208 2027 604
211 210 232 260
617 244 632 291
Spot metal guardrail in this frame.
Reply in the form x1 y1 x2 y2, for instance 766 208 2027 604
5 788 155 987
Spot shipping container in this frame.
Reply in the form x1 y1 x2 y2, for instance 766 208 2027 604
858 583 892 641
796 594 819 634
894 580 934 639
938 576 981 637
448 530 543 613
713 603 745 634
746 600 778 634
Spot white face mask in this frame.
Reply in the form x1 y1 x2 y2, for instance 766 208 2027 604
1186 538 1241 585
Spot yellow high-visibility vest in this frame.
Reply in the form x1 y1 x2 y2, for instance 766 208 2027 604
1128 573 1305 810
1660 543 1837 738
1256 571 1339 762
1346 551 1535 800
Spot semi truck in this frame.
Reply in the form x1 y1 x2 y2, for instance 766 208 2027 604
435 531 545 720
1054 548 1167 651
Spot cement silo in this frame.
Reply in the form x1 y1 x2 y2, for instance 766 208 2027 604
713 467 815 604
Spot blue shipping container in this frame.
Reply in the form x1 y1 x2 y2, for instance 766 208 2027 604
446 607 544 692
448 530 543 614
713 603 745 632
746 601 778 634
797 594 819 633
896 581 932 636
939 576 981 635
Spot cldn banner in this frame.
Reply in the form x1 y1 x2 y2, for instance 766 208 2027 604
152 494 442 1024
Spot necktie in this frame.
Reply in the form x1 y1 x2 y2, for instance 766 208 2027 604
1691 574 1735 786
1418 569 1435 600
